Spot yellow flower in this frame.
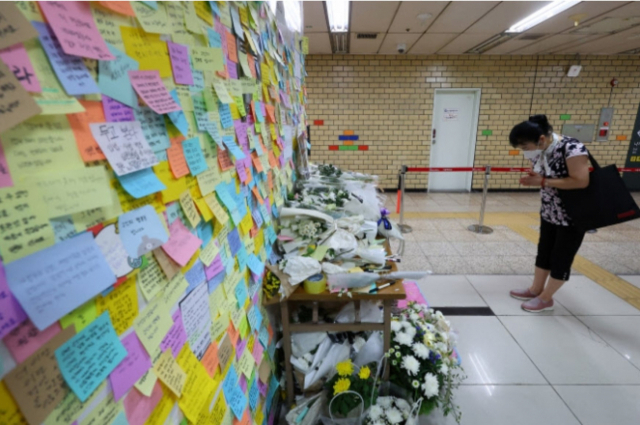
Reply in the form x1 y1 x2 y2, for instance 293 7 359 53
358 366 371 380
333 378 351 395
336 360 354 376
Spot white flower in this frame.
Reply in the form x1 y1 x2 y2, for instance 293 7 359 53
373 421 385 425
395 398 411 415
386 408 403 424
368 405 383 420
410 313 420 321
401 355 420 376
377 397 392 408
412 380 420 388
390 320 402 332
439 363 449 375
394 332 413 346
404 325 417 339
412 343 430 359
395 351 401 358
421 373 440 398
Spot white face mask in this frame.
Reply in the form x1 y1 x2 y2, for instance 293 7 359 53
523 149 542 160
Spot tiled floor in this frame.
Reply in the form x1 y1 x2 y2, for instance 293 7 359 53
388 192 640 425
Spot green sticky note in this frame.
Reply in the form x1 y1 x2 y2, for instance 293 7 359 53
560 114 571 120
481 129 493 136
310 245 329 262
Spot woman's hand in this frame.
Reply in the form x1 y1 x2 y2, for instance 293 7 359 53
520 171 543 187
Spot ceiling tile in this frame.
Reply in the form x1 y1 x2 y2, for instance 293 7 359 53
556 26 640 54
409 33 459 55
350 32 385 54
437 33 489 54
520 1 627 35
491 34 596 55
306 33 332 54
351 1 400 33
428 1 499 33
465 1 552 34
388 1 450 33
303 1 328 33
378 33 422 54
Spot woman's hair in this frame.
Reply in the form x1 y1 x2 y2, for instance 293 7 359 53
509 114 553 147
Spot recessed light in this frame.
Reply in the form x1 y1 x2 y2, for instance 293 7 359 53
417 13 432 21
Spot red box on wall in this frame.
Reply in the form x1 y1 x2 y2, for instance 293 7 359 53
313 120 324 126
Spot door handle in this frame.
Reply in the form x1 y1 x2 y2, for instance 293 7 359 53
432 128 436 144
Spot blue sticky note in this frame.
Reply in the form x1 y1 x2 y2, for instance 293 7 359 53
168 91 189 136
182 137 208 176
50 216 77 243
230 209 242 226
118 205 169 258
205 121 223 148
225 386 247 420
227 228 241 256
258 204 271 224
209 1 220 16
219 103 233 129
224 364 239 393
216 185 237 211
112 412 129 425
192 96 208 131
55 312 127 401
33 22 99 96
207 28 222 48
99 43 139 107
197 221 213 247
222 136 246 160
236 246 248 272
254 103 264 124
235 279 248 308
258 326 269 349
190 71 205 93
141 1 158 9
251 208 263 229
247 305 263 332
184 259 206 294
248 378 259 411
5 232 116 331
247 254 265 277
207 271 224 293
134 106 171 152
117 168 166 199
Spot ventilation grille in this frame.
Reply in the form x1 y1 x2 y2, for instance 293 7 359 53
519 33 545 41
356 33 378 39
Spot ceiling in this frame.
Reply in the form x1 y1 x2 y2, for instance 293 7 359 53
303 1 640 55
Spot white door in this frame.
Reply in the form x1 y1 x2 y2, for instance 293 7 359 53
429 89 481 192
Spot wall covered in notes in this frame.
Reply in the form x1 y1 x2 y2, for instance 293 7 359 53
0 2 307 425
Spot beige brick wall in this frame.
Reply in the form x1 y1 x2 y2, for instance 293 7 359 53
305 55 640 190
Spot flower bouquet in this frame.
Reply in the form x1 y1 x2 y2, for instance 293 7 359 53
363 396 416 425
324 360 377 420
386 302 464 422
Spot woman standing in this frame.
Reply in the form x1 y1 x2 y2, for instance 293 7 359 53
508 115 590 313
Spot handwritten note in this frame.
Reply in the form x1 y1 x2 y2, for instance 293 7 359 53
59 300 97 333
201 341 219 377
123 381 162 425
0 52 41 133
179 282 211 360
162 219 202 267
153 349 187 397
4 326 75 425
131 1 168 34
137 256 167 301
39 1 114 60
166 143 189 178
191 46 224 72
212 78 233 104
129 70 181 114
118 167 166 199
179 190 201 228
217 336 233 372
118 205 169 259
153 247 181 281
97 42 138 107
5 231 115 330
134 296 172 360
0 262 26 339
79 389 121 425
108 332 152 401
140 383 174 425
167 42 193 85
134 370 157 397
0 3 38 50
182 137 208 176
90 121 158 176
0 43 41 92
67 100 106 162
120 26 171 78
96 276 138 335
133 106 171 152
160 311 188 357
3 319 59 365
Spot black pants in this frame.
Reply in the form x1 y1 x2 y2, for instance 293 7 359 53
535 219 586 281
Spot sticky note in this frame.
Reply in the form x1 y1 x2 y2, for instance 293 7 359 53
103 95 134 122
132 0 168 34
4 326 75 425
153 349 187 397
90 121 159 176
176 345 216 423
118 205 169 259
222 135 246 160
134 370 158 398
179 190 201 228
167 42 193 85
138 256 167 301
0 43 41 92
6 232 115 330
121 26 171 78
109 332 152 401
179 282 211 360
97 42 138 106
160 311 188 358
0 142 12 189
123 381 163 425
59 300 97 333
134 296 173 359
4 319 60 364
96 276 138 335
217 336 233 372
167 144 190 178
80 390 123 425
67 100 107 162
167 90 189 137
0 262 27 339
141 384 174 425
0 50 41 133
129 70 181 114
94 223 134 279
133 106 171 153
162 219 202 267
118 168 167 199
199 239 220 267
201 341 219 377
0 4 38 50
153 247 181 281
161 271 189 311
182 137 208 176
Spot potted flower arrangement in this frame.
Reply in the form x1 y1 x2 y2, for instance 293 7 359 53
387 302 464 422
324 360 377 419
362 396 414 425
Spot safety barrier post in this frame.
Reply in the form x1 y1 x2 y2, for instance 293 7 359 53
398 165 412 234
467 165 494 234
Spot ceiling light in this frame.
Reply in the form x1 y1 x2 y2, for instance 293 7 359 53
417 13 432 25
506 0 581 33
327 1 350 33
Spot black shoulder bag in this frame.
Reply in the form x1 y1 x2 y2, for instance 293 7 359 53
557 146 640 230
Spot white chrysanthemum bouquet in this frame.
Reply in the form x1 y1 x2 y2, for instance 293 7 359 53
363 396 413 425
386 302 464 422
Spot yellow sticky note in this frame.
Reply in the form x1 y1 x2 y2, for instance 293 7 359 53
182 1 200 33
59 300 97 333
191 46 224 72
153 350 187 397
135 370 159 398
95 276 138 335
194 1 213 25
179 190 202 228
238 346 255 379
16 1 44 21
163 272 189 310
254 407 264 425
238 315 250 339
239 212 253 235
243 236 255 256
0 184 55 263
79 390 122 425
132 1 168 34
200 239 220 267
121 26 172 78
229 102 240 120
91 5 130 50
193 197 213 223
210 313 228 342
209 393 227 425
154 161 189 204
144 384 176 425
138 256 168 302
233 96 246 117
176 344 216 423
134 297 174 358
0 380 28 425
204 193 229 226
44 382 106 425
196 168 221 197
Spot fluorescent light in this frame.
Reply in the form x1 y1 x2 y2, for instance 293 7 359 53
506 0 581 33
327 0 350 33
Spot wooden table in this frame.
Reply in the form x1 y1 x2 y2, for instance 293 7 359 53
279 274 406 406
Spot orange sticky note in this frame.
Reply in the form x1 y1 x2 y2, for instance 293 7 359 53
68 100 107 162
227 323 239 347
251 153 263 173
232 409 250 425
264 104 276 123
201 341 219 378
226 29 237 63
167 144 189 178
251 186 263 205
99 1 136 16
217 147 234 171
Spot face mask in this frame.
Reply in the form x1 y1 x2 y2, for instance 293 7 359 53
523 149 542 160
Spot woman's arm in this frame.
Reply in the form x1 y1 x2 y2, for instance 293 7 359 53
519 155 590 189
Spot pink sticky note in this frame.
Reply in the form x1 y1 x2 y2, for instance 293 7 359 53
0 262 26 338
160 311 188 357
227 58 238 79
239 375 247 393
236 160 247 184
102 95 135 122
3 319 60 363
38 1 114 61
109 332 152 401
397 281 428 309
129 70 181 115
123 382 163 425
257 379 267 397
252 341 264 365
161 220 202 267
167 42 193 85
0 44 41 92
235 338 247 361
0 142 13 189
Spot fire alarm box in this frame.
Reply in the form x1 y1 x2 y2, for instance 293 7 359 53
596 107 614 142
